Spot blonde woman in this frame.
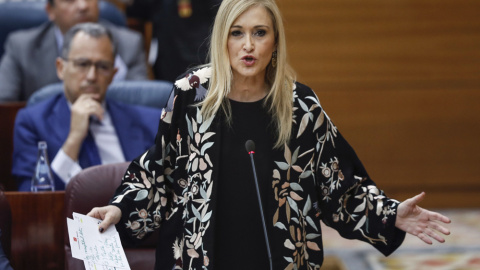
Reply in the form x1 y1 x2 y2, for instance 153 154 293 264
89 0 450 269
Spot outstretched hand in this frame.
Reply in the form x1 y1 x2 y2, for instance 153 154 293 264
395 192 451 245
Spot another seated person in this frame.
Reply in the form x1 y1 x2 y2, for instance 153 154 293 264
12 23 162 191
0 0 148 102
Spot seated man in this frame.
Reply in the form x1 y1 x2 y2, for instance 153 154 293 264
12 23 161 191
0 0 148 102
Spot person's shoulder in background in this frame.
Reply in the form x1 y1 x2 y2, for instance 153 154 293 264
100 20 149 80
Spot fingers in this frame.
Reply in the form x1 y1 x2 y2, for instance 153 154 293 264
86 100 104 121
86 208 96 218
428 220 451 236
398 192 452 245
97 206 122 233
430 212 451 224
417 221 450 244
417 232 433 245
415 212 451 244
424 227 445 243
86 206 122 233
72 94 103 118
86 207 102 219
408 191 426 206
79 96 104 120
77 93 100 102
69 94 104 138
98 218 114 233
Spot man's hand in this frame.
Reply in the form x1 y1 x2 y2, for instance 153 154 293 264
62 93 104 161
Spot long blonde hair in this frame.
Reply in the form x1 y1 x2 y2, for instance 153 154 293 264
201 0 295 148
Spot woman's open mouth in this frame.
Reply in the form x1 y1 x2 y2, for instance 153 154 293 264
241 55 256 66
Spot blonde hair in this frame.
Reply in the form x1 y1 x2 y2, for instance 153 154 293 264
201 0 295 148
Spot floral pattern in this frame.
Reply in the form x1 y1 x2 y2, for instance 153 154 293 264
111 66 405 270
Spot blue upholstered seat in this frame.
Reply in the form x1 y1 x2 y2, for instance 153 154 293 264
27 80 174 109
0 0 126 59
0 2 47 58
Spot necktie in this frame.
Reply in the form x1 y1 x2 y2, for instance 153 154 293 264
82 129 102 167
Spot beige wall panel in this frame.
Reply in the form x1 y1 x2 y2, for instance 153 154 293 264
276 0 480 207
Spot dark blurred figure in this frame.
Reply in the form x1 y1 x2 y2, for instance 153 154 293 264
0 189 13 270
0 230 13 270
126 0 222 82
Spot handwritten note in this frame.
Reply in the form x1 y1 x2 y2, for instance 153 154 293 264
67 212 130 270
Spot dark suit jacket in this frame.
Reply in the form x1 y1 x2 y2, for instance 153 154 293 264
127 0 221 81
0 21 148 102
12 93 162 191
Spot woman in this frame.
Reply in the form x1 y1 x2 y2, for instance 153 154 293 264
88 0 451 269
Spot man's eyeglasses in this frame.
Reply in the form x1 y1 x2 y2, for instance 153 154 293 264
63 58 114 76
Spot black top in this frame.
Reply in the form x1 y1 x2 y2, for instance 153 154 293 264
214 97 274 269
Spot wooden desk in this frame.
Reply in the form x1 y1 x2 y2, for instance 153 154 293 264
5 191 65 270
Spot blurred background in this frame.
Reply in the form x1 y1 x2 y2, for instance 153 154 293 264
275 1 480 269
277 0 480 209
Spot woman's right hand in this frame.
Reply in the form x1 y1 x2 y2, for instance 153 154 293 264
87 205 122 233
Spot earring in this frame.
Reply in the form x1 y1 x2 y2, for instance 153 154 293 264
271 51 277 68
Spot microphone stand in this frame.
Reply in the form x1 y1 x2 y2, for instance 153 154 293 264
245 140 273 270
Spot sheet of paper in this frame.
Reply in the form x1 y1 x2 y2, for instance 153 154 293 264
66 212 131 270
84 260 129 270
67 218 86 259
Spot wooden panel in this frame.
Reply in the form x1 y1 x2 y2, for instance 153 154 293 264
0 102 26 191
278 0 480 87
5 192 65 270
318 89 480 208
275 0 480 208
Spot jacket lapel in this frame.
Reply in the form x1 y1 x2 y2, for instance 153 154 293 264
49 95 71 146
107 100 139 161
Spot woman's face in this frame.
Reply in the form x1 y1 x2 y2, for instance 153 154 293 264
227 5 276 83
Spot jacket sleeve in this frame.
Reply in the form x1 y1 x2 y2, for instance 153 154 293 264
11 109 37 191
109 83 184 244
123 31 148 80
309 93 406 256
0 34 22 102
113 26 148 80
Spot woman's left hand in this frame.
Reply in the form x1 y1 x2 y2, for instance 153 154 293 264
395 192 451 244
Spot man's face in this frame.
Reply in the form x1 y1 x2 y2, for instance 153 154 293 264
46 0 99 34
56 31 117 103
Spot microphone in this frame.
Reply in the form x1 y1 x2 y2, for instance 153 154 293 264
245 140 273 270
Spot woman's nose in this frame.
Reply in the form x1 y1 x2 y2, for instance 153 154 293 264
243 36 254 52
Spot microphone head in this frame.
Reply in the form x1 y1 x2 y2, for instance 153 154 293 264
245 140 255 153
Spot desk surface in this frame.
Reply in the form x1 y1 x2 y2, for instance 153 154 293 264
5 191 65 270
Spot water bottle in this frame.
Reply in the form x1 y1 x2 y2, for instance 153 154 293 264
31 141 55 192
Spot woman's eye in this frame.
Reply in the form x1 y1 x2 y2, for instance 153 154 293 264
255 30 266 37
231 30 242 37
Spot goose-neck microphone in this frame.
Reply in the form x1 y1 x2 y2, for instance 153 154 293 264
245 140 273 270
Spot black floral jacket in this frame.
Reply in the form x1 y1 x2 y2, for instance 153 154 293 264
111 66 406 270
